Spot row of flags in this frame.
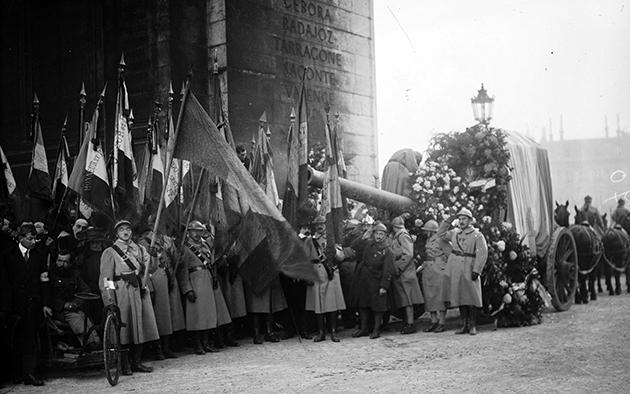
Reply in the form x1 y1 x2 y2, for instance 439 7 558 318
1 56 347 293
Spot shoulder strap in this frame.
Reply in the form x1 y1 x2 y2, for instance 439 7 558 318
185 240 210 267
111 244 138 272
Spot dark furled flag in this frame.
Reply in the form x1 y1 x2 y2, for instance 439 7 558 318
112 68 139 215
28 106 52 202
52 131 70 206
296 79 309 209
170 89 316 293
321 112 346 263
68 93 113 219
281 108 299 227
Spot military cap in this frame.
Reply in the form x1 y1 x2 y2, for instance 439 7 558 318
457 208 473 219
421 219 439 232
187 220 206 231
373 222 388 233
312 216 326 225
114 219 132 232
391 216 405 229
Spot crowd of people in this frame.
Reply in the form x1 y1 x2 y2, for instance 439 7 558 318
0 203 492 387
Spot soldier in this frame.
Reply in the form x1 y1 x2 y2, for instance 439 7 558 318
439 208 488 336
5 223 48 386
389 216 423 334
162 229 186 345
305 216 346 342
200 223 233 349
343 222 396 339
43 249 100 349
612 199 629 226
138 228 177 359
217 242 247 346
418 219 451 333
100 220 159 374
579 195 604 233
177 220 225 354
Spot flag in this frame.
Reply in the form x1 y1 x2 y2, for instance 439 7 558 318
282 108 300 227
251 115 280 207
321 113 346 262
28 111 52 202
148 145 164 202
112 76 139 215
171 89 316 293
296 80 309 209
0 144 16 199
68 98 113 219
52 133 70 205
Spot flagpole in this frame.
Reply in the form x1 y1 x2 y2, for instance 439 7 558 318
179 167 205 249
51 116 70 232
150 71 192 248
79 82 86 151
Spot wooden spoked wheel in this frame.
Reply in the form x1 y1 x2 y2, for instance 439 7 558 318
546 227 578 311
103 312 121 386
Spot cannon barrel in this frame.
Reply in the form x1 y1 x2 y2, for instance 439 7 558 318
307 167 417 215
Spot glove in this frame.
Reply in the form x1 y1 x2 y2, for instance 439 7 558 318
471 272 480 281
186 290 197 303
378 288 387 296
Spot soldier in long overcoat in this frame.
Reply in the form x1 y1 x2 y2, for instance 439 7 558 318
438 209 488 335
138 230 177 359
343 222 396 339
177 220 230 354
389 216 424 334
100 220 159 374
305 216 346 342
419 220 451 333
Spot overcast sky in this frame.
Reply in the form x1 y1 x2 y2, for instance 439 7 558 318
373 0 630 170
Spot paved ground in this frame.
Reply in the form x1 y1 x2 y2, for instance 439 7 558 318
3 289 630 393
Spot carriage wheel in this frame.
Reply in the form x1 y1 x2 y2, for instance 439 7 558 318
546 227 578 311
103 312 121 386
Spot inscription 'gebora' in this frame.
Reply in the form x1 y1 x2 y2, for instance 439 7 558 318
283 0 333 23
283 16 335 44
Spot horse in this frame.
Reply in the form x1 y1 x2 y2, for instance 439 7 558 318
601 225 630 295
554 201 570 227
571 206 604 304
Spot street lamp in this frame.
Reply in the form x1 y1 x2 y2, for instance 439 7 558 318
471 83 494 125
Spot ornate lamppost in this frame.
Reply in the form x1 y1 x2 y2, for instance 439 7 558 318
471 83 494 125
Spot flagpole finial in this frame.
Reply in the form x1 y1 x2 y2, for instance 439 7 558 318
119 52 126 67
324 102 330 114
128 108 135 123
290 107 296 121
168 81 174 96
96 83 107 107
33 92 40 106
266 125 272 138
179 81 186 100
213 49 219 74
335 111 340 121
259 111 267 124
62 114 68 133
80 82 86 97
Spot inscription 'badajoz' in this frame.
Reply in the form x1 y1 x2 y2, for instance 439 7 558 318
282 16 335 44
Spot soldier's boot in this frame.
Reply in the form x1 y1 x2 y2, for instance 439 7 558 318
264 314 280 343
224 324 240 347
455 306 470 334
433 310 446 333
121 348 133 375
193 332 205 355
300 313 313 340
252 314 264 344
468 307 478 336
213 327 225 349
130 344 153 373
370 312 383 339
154 339 165 360
202 331 218 353
313 314 326 342
352 309 370 337
329 312 340 342
161 336 177 358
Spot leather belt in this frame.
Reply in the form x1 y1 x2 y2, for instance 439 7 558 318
188 265 208 274
452 250 476 258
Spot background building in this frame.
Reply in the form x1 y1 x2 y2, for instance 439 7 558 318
1 0 379 196
543 134 630 218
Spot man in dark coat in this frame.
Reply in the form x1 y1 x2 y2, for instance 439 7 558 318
5 223 48 386
342 222 395 339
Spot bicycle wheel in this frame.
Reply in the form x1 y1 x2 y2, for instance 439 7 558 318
103 312 121 386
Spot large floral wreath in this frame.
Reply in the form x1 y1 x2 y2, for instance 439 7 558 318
410 125 546 327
